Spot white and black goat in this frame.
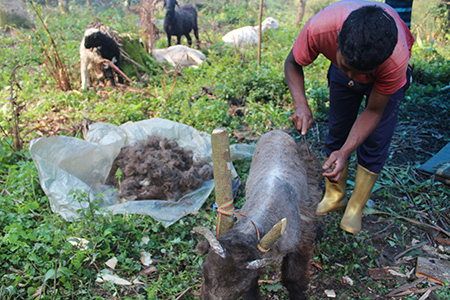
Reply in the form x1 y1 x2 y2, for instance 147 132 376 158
195 130 321 300
222 17 280 47
80 28 123 89
163 0 199 48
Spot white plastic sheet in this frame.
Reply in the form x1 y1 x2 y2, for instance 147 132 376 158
30 118 255 227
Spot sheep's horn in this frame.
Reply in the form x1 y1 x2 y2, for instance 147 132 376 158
258 218 287 251
193 226 226 258
246 258 275 270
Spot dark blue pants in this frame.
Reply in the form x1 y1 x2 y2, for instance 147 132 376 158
385 0 413 28
325 64 411 174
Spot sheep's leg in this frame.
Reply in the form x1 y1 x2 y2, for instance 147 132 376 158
103 66 116 87
116 63 124 84
281 241 313 300
242 278 261 300
194 26 200 48
167 34 172 47
177 35 183 45
185 34 192 46
80 60 90 90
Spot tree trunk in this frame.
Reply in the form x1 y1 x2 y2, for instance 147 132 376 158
296 0 307 28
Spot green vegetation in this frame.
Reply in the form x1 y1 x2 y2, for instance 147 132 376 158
0 0 449 299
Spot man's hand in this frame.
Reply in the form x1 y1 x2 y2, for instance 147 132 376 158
285 49 312 135
322 151 348 182
291 103 313 135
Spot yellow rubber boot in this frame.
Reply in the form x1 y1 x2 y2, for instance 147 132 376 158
340 164 379 234
316 160 349 215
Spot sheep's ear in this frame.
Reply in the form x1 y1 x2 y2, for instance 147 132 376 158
195 240 210 255
246 258 275 270
193 226 226 258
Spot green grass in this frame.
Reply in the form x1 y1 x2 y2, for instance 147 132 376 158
1 0 449 299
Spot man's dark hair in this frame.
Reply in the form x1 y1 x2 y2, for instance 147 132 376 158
338 5 398 71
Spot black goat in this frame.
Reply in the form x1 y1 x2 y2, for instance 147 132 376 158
82 29 123 88
163 0 199 48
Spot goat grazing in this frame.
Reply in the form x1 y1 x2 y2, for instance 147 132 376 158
151 45 209 68
80 28 123 89
222 17 279 47
163 0 199 48
195 130 321 300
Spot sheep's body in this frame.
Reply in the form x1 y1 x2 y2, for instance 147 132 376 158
196 130 321 300
80 28 123 89
152 45 209 68
222 17 280 47
163 0 199 47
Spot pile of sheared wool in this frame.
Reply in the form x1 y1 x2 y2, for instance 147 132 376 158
106 135 213 201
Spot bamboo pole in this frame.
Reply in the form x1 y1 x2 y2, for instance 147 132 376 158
257 0 264 66
211 128 235 237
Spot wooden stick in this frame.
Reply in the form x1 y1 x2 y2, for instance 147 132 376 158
211 128 235 237
101 58 134 84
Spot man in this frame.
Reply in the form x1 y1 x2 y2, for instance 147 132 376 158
284 0 414 234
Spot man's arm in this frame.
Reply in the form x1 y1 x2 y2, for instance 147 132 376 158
284 48 313 135
323 89 392 181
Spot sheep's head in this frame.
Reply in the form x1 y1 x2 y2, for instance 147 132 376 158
194 226 280 300
163 0 178 10
261 17 280 32
194 227 262 300
84 29 103 49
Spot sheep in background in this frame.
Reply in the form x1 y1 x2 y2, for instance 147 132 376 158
151 45 210 68
222 17 280 47
163 0 199 48
80 28 123 89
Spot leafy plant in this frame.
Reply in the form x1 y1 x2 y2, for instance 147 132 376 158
0 1 449 299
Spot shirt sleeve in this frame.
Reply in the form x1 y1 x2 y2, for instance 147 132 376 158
373 59 408 95
292 21 320 66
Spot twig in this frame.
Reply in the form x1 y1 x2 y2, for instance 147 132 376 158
174 286 192 300
394 241 427 260
100 58 134 84
386 277 426 297
368 209 450 238
119 48 149 71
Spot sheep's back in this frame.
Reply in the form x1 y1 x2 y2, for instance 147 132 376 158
240 130 319 256
222 26 258 46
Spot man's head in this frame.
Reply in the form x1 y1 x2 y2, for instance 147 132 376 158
338 5 398 71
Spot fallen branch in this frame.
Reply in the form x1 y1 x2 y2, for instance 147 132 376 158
386 277 426 297
101 58 134 84
174 287 192 300
394 241 428 261
366 208 450 238
120 48 151 72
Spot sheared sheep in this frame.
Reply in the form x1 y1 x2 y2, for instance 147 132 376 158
222 17 280 47
195 130 321 300
80 28 123 89
151 45 210 68
105 135 213 202
163 0 199 48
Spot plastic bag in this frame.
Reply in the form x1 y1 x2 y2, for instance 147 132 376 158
30 118 255 227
